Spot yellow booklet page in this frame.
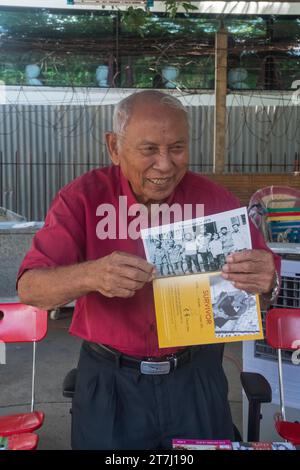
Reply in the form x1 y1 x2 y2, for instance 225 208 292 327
153 272 263 348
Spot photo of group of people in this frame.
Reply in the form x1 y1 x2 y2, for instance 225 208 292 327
142 208 251 278
209 274 260 337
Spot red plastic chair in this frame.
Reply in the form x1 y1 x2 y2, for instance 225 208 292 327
0 303 47 439
266 308 300 445
7 432 39 451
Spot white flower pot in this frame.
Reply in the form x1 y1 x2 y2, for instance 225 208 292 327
25 64 42 86
96 65 109 87
162 66 179 89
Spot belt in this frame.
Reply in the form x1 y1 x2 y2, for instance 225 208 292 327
83 341 192 375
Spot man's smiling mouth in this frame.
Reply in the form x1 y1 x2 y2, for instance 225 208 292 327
146 177 172 186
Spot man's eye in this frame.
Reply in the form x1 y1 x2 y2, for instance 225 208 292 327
140 146 157 155
170 145 185 152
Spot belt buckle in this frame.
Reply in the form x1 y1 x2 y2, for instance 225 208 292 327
140 360 171 375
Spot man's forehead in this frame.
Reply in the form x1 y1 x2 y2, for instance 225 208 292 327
130 99 187 122
131 95 179 111
126 113 189 139
137 137 188 145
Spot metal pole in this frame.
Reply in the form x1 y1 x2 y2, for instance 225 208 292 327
277 348 286 420
31 341 37 412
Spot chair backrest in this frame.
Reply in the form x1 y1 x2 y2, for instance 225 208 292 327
249 186 300 212
266 308 300 350
0 303 47 343
0 303 48 412
248 185 300 242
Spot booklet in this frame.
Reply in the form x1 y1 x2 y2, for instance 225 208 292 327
231 441 296 450
172 439 296 450
172 439 232 450
141 207 263 348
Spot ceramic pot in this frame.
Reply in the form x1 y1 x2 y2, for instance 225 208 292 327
96 65 109 87
162 66 179 89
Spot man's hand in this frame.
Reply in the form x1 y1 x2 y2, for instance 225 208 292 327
221 249 276 295
89 251 155 299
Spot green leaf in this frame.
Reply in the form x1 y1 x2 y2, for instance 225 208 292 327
182 3 198 11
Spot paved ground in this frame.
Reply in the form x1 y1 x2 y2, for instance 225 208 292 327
0 309 242 450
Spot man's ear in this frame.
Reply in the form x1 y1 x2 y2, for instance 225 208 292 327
105 132 120 165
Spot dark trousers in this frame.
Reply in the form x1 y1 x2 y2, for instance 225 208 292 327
185 254 201 273
199 252 214 271
71 343 234 450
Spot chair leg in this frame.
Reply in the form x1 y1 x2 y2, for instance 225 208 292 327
248 401 262 442
233 423 242 441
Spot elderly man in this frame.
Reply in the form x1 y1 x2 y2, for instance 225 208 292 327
17 90 279 450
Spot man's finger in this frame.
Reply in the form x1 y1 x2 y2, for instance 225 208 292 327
222 272 262 284
115 265 153 283
226 249 268 264
100 287 135 298
115 287 136 298
222 260 257 274
117 275 146 291
114 251 155 274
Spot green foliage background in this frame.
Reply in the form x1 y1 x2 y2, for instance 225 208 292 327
0 6 299 89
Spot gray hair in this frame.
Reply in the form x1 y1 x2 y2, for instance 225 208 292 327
112 90 189 136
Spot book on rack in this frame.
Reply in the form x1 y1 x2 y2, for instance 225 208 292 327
172 439 296 450
265 203 300 243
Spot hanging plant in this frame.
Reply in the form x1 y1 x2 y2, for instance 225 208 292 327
122 7 150 32
164 1 198 18
122 1 198 31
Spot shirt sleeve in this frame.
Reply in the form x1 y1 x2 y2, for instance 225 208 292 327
17 189 86 286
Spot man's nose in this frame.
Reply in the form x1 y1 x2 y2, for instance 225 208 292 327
153 150 173 172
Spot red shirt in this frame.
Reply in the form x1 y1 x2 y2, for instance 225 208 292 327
18 166 280 357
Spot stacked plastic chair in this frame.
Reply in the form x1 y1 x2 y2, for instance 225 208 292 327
248 185 300 243
266 308 300 445
0 303 47 450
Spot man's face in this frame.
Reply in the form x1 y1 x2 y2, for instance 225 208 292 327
106 99 189 206
232 225 239 232
221 228 227 235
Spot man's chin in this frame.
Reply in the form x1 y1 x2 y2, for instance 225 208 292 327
146 188 174 204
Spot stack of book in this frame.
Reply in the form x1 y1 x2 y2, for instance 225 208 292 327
265 200 300 243
172 439 296 450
